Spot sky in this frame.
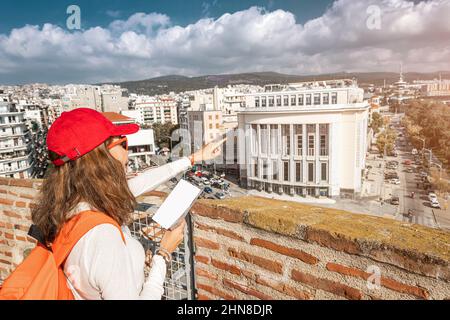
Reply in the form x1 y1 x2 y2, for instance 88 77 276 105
0 0 449 84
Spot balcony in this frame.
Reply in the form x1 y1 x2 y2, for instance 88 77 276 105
320 148 329 156
308 148 315 156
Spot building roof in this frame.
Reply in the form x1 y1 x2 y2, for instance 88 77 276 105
102 112 134 124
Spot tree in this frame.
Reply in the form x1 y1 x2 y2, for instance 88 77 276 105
151 122 180 149
376 128 397 155
370 112 384 134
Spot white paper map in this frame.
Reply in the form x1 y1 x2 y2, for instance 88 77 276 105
152 179 202 229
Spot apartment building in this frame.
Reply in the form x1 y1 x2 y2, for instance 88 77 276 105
102 112 155 172
0 102 33 178
238 79 369 198
130 95 178 125
187 110 223 149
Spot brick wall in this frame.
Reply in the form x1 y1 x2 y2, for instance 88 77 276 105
0 178 40 282
190 197 450 300
1 178 449 300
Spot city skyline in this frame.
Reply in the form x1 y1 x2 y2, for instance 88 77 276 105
0 0 449 84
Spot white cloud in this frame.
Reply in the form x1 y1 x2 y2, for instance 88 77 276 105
0 0 449 84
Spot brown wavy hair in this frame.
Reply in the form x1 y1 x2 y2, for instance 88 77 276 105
31 138 137 244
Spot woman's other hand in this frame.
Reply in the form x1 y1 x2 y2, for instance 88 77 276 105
159 219 186 254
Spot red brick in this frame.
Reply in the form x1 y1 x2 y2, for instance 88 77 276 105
3 211 21 219
255 275 312 300
0 251 12 258
0 188 7 194
326 262 429 299
196 267 219 280
228 247 283 274
0 221 5 228
194 255 211 264
4 233 14 240
191 202 244 223
211 258 241 276
8 179 35 188
305 228 360 255
194 236 220 250
291 269 362 300
0 178 10 186
196 222 245 241
197 293 212 300
14 224 29 232
15 201 28 208
16 236 27 242
19 193 36 200
196 282 236 300
0 258 10 265
250 238 318 265
223 279 272 300
0 198 14 206
26 236 37 243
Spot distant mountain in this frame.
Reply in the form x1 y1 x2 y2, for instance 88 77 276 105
103 71 450 95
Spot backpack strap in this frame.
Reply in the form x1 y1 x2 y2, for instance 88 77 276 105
51 210 126 267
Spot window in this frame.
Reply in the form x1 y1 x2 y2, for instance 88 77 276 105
216 123 220 129
270 125 278 155
282 125 290 156
308 163 314 182
261 96 267 107
291 95 297 106
272 160 279 180
216 115 219 120
320 134 328 156
208 115 212 120
321 163 327 181
331 92 337 104
260 125 268 154
276 96 282 107
295 125 302 156
323 93 329 104
314 93 321 105
283 95 289 106
295 162 301 182
209 124 213 129
298 95 304 105
308 135 315 156
268 96 274 107
255 97 260 107
283 161 289 182
283 186 290 195
263 160 268 180
306 94 311 105
254 160 259 178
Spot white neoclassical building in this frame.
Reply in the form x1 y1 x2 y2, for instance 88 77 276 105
0 101 33 178
237 79 369 198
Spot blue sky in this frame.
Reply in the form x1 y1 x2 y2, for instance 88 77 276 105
0 0 332 33
0 0 449 84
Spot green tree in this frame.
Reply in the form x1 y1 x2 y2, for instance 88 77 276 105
370 112 384 134
376 128 397 155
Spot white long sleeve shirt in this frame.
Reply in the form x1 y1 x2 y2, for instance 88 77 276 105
64 157 191 300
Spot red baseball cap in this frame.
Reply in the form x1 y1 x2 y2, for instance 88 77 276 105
47 108 139 166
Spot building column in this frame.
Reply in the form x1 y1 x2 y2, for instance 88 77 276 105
302 124 307 184
289 124 295 195
315 124 321 185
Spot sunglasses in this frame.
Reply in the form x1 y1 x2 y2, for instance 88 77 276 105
107 136 128 151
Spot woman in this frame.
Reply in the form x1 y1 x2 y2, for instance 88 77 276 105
31 108 223 300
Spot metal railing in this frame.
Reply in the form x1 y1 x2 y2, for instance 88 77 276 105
129 203 195 300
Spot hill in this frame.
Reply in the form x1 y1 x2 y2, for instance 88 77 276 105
103 71 450 95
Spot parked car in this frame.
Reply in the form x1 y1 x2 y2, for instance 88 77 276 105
420 171 428 178
403 159 412 165
390 196 400 205
430 200 441 209
428 192 438 203
215 192 226 200
405 167 413 173
389 178 400 185
203 187 213 194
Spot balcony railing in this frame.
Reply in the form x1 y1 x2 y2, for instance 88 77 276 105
308 148 315 156
320 148 329 156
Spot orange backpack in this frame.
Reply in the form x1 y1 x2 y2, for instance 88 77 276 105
0 210 125 300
